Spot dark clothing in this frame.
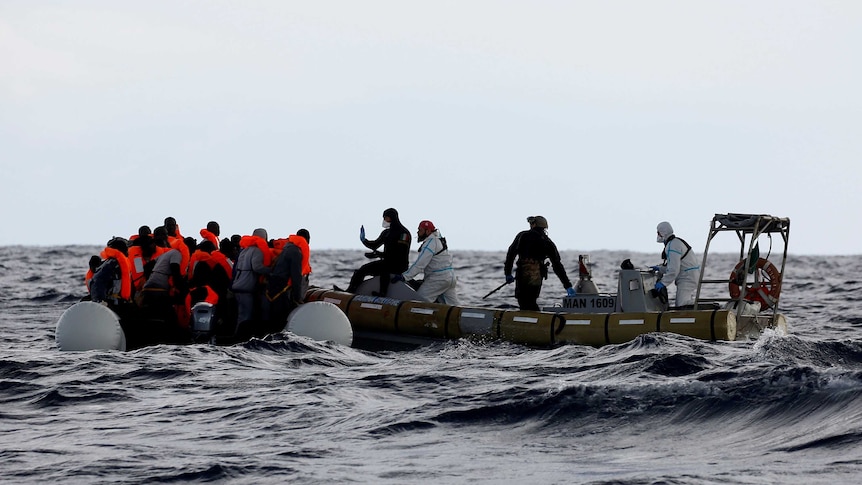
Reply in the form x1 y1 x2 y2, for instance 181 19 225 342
504 227 572 311
348 221 411 294
264 243 305 333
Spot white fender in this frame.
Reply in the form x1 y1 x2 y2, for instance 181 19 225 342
56 301 127 351
287 301 353 346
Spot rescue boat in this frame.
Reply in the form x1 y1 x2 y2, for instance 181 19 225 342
303 213 790 349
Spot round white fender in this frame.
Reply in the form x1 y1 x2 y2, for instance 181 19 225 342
287 301 353 346
55 301 127 351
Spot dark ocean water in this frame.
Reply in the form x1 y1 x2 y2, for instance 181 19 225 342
2 246 862 484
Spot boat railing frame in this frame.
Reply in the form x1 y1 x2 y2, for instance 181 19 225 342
693 213 790 324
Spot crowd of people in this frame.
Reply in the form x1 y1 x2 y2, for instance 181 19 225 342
83 209 698 345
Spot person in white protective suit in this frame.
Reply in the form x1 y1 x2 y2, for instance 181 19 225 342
652 221 701 307
391 220 460 305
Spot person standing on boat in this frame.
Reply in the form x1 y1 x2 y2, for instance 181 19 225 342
504 216 576 311
392 220 460 305
346 208 411 296
652 221 701 307
230 228 273 338
264 229 311 333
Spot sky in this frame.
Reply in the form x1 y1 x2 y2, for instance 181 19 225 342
1 1 860 256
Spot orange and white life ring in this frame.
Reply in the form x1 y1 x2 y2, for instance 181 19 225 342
728 258 782 309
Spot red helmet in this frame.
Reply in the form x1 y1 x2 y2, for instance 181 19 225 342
418 220 436 232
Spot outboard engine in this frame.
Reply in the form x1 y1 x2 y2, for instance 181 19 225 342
190 302 217 344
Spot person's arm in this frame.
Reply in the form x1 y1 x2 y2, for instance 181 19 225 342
403 239 435 280
362 229 388 251
289 252 304 304
250 248 272 275
547 240 573 289
504 233 521 276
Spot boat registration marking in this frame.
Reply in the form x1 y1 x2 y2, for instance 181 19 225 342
513 316 539 324
323 298 342 305
411 308 435 315
669 317 696 324
619 319 644 326
566 319 592 326
360 303 384 310
462 312 487 320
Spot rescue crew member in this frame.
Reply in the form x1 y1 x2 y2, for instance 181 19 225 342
503 215 575 311
652 221 701 307
347 208 411 296
393 220 460 305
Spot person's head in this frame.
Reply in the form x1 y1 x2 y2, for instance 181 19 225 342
252 228 268 240
528 215 548 230
206 221 220 237
153 226 170 247
137 225 152 238
382 208 399 228
296 228 310 243
107 236 129 256
656 221 674 243
184 236 197 254
220 238 238 260
198 240 216 253
417 220 436 242
164 217 178 236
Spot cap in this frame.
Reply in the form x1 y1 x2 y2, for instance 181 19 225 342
529 215 548 229
418 220 436 232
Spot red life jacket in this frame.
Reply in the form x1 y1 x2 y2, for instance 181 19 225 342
200 229 219 249
239 235 272 267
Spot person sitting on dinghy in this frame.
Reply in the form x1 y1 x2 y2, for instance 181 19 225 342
504 215 575 311
652 221 701 307
392 220 460 305
346 208 411 296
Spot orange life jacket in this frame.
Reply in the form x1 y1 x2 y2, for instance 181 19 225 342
239 235 272 267
200 229 219 249
168 235 190 276
128 245 168 292
84 247 132 301
288 234 312 276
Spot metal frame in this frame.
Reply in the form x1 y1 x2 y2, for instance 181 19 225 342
694 213 790 324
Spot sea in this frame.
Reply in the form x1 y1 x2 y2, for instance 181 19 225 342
1 245 861 485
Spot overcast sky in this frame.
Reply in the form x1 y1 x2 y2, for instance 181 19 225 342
1 1 859 256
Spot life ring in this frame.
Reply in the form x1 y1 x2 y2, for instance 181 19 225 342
728 258 782 309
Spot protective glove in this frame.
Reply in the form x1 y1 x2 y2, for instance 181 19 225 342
359 225 366 242
391 274 405 283
505 274 515 284
566 287 576 297
650 265 662 273
654 281 666 291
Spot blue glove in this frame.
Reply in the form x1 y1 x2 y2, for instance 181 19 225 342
391 274 405 283
650 265 662 272
359 225 366 242
566 287 576 297
654 281 666 291
505 274 515 284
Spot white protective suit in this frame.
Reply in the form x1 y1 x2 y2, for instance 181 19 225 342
402 229 460 305
656 221 701 306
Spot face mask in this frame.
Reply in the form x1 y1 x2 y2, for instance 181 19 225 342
382 220 390 229
656 233 664 243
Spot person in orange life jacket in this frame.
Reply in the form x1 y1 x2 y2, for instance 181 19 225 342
504 216 575 311
219 238 239 265
347 208 411 296
140 242 190 344
188 239 233 301
85 237 133 307
185 262 219 322
127 232 168 294
199 221 221 250
393 220 460 305
164 216 190 276
230 228 273 336
264 229 311 333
